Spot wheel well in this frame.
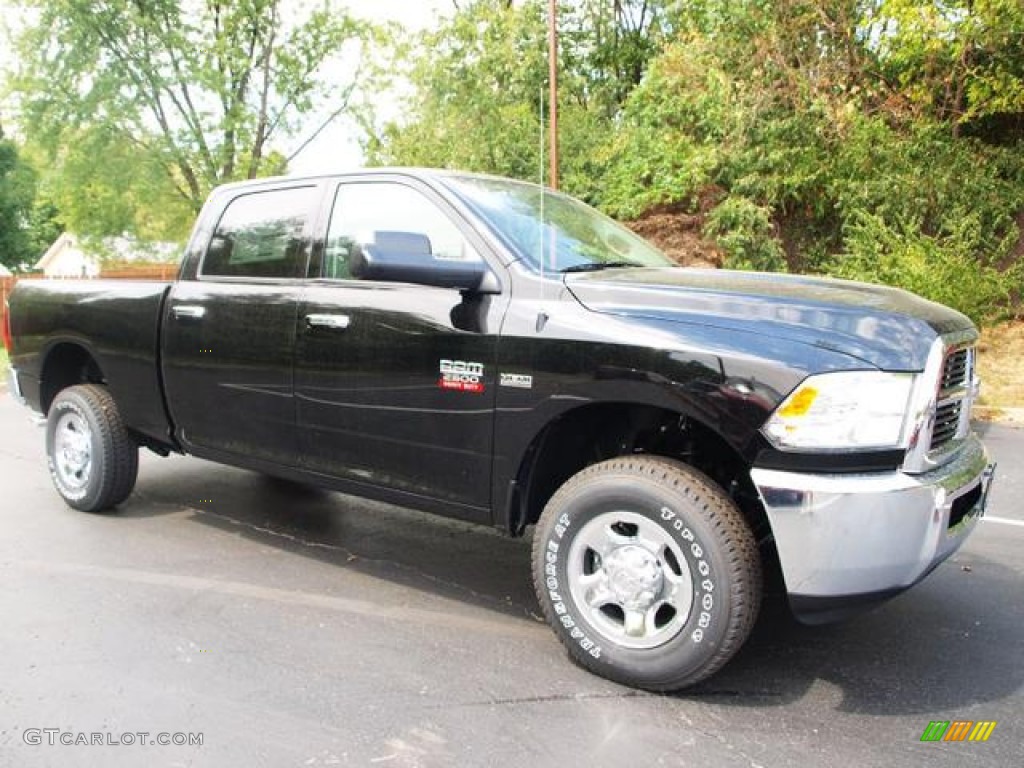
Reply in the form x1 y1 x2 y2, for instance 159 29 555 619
511 403 770 545
40 343 106 414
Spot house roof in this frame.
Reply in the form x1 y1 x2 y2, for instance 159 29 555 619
34 233 180 271
35 232 82 271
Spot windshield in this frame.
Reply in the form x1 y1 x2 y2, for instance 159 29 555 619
443 176 674 273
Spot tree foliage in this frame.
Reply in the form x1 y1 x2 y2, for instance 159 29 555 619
366 0 671 191
367 0 549 180
0 121 62 270
4 0 1022 320
11 0 375 240
0 129 36 269
375 0 1024 322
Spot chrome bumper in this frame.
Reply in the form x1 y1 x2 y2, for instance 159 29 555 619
751 434 994 622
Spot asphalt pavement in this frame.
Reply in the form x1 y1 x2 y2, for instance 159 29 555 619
0 391 1021 768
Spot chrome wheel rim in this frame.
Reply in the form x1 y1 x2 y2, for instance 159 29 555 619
54 412 93 492
567 510 693 650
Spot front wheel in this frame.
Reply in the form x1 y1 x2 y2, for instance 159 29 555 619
531 456 762 691
46 384 139 512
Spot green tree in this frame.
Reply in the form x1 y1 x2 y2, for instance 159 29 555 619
24 125 196 242
368 0 673 199
0 122 42 270
367 0 550 180
12 0 376 220
872 0 1024 139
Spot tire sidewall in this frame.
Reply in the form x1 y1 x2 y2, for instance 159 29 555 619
536 469 738 686
46 392 106 512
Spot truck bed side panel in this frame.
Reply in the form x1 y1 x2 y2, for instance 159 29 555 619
9 280 174 444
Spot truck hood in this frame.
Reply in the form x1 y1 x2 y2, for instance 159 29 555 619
565 268 976 371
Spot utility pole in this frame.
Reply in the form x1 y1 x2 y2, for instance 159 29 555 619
548 0 559 190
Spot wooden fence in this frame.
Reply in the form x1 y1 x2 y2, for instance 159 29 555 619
97 265 178 281
1 266 178 341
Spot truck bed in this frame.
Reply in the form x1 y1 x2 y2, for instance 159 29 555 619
8 280 174 445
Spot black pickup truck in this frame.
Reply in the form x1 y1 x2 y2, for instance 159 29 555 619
3 169 995 690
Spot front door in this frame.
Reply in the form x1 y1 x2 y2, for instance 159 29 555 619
294 178 506 518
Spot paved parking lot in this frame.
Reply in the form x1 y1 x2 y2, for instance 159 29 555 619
0 391 1020 767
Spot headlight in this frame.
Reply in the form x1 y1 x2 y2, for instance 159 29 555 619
762 371 917 451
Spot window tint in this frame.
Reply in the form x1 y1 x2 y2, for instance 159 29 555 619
323 182 481 280
202 186 317 279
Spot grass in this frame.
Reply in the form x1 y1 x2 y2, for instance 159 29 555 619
0 348 7 380
976 320 1024 424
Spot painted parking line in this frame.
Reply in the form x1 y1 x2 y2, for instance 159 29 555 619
983 516 1024 528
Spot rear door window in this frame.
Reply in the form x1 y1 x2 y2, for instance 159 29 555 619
202 186 318 279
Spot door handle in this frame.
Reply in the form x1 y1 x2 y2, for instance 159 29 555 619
305 313 351 331
172 305 206 320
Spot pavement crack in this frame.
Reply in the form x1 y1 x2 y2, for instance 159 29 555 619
450 690 656 708
679 715 769 768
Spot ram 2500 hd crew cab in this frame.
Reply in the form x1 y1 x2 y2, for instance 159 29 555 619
4 170 995 690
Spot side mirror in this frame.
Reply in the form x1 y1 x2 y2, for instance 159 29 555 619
207 233 232 257
201 233 235 274
350 231 498 293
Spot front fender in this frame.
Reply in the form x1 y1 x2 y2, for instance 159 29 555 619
488 297 863 530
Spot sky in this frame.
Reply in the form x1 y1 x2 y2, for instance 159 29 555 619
286 0 452 173
0 0 453 170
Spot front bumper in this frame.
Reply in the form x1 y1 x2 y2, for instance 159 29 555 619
751 434 994 623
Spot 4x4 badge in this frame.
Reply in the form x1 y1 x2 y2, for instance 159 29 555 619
500 373 533 389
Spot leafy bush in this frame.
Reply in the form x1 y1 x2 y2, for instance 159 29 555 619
832 211 1020 323
596 40 729 218
817 119 1024 322
600 36 1024 322
703 196 787 272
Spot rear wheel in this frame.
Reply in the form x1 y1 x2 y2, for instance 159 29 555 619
46 384 139 512
532 456 761 691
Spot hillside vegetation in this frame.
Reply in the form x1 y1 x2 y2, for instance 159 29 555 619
369 0 1024 325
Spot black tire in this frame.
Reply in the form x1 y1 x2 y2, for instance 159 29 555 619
531 456 761 691
45 384 139 512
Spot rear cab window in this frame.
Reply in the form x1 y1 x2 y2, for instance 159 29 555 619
201 186 319 279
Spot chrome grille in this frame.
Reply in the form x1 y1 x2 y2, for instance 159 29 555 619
930 401 963 449
903 334 979 474
929 345 975 453
941 348 970 390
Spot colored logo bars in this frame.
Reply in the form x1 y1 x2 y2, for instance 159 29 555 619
920 721 997 742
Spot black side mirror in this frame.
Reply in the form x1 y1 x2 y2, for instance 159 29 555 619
350 230 497 293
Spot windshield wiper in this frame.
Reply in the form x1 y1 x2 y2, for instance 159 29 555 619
560 261 639 273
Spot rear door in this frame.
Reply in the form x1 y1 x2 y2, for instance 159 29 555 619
162 183 322 466
294 177 508 518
